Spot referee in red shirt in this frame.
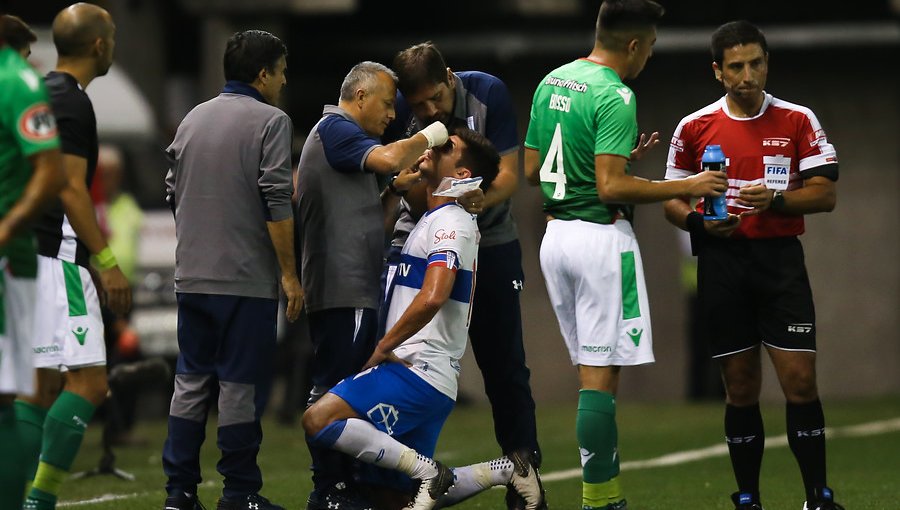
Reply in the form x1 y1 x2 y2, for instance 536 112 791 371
663 20 843 510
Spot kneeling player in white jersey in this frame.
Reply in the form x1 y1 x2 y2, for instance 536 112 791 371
302 128 543 510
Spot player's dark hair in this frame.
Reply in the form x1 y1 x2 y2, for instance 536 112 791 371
595 0 665 52
711 20 768 66
392 41 450 97
2 14 36 52
224 30 287 84
452 127 500 191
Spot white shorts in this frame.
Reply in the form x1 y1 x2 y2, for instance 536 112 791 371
32 255 105 370
539 219 654 367
0 263 36 395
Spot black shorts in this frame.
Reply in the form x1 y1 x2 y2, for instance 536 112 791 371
696 236 816 358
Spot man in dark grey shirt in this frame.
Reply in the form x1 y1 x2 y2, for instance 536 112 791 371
162 30 302 510
296 61 448 510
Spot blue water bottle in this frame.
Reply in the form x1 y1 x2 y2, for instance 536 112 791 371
701 144 728 220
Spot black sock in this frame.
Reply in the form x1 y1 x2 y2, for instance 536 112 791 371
725 403 765 496
786 399 826 501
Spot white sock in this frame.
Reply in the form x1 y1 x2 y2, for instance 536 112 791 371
330 418 438 479
439 456 515 506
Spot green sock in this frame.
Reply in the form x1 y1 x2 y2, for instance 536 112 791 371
27 391 96 506
0 405 27 509
577 389 625 508
15 400 48 481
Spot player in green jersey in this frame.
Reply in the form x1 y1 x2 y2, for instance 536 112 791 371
0 35 65 509
522 1 727 509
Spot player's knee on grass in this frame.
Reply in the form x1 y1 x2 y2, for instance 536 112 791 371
301 398 344 437
302 392 357 438
301 404 329 436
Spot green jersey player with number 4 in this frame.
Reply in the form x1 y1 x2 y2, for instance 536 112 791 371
522 1 727 509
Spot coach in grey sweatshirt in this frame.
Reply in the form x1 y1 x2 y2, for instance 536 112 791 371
161 30 301 510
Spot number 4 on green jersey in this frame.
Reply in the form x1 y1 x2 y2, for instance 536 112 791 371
539 123 567 200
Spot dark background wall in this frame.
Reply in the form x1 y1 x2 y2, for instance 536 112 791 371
5 0 898 404
502 46 900 403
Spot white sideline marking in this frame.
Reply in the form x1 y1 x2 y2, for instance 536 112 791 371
58 492 145 507
540 417 900 482
59 417 900 506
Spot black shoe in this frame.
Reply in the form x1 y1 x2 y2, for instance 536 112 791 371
802 487 845 510
306 483 374 510
164 492 206 510
216 494 284 510
731 492 764 510
506 449 548 510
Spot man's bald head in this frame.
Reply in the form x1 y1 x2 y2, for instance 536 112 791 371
52 2 113 58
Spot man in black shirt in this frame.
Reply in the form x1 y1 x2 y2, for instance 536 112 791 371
15 5 129 510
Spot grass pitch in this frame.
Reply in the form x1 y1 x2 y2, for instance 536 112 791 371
58 394 900 509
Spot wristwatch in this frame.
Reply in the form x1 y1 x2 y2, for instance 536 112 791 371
388 174 407 197
771 190 785 211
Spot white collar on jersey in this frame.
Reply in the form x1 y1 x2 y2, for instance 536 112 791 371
720 92 772 121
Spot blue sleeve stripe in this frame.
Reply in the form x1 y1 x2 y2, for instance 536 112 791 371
396 253 472 303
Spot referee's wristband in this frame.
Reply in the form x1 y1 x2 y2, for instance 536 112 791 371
95 246 118 270
685 212 706 237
